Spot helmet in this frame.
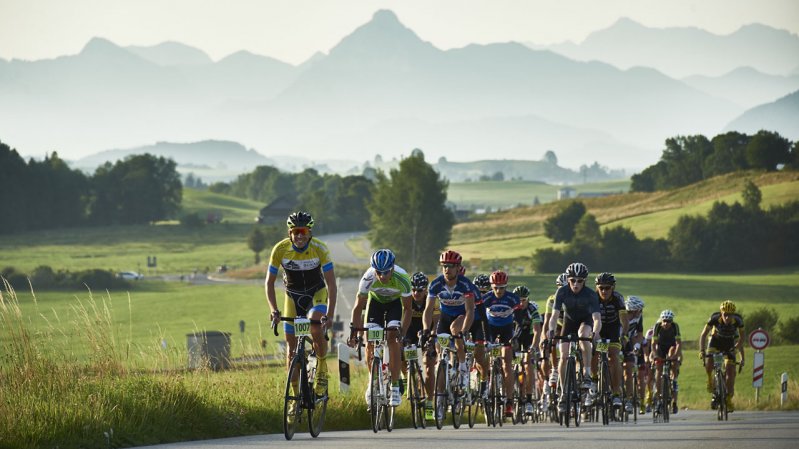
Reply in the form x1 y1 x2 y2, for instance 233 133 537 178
458 265 466 276
370 249 395 272
513 285 530 298
625 295 645 311
595 272 616 285
556 273 568 287
286 211 314 229
473 274 490 290
660 309 674 321
530 301 539 310
489 270 508 287
439 250 462 265
411 272 429 289
565 262 588 279
720 300 736 313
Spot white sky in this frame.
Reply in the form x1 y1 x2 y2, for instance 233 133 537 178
1 0 798 64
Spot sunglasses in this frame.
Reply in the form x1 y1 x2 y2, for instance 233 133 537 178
492 285 506 290
289 227 310 236
597 285 613 291
568 278 585 284
376 269 392 276
662 319 673 323
412 287 427 292
441 263 459 269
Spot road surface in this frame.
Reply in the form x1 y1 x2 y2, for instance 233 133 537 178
133 410 799 449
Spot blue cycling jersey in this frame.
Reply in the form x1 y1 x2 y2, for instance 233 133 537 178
484 290 520 327
428 274 478 317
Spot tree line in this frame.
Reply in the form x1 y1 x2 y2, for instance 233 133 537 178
534 181 799 273
0 141 182 234
631 130 797 192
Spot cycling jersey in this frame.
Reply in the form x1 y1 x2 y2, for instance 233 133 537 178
544 293 564 327
706 312 744 340
484 290 520 327
268 237 333 294
653 321 681 348
626 312 644 339
553 285 600 324
515 301 542 332
428 274 478 317
599 291 626 325
358 266 412 304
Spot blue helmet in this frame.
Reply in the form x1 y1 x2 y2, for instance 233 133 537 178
370 249 396 272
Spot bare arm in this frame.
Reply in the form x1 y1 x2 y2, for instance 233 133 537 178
265 271 279 326
323 268 337 322
548 310 560 336
401 295 413 339
591 311 602 336
461 296 475 335
698 324 710 353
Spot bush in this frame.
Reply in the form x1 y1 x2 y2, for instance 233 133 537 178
779 316 799 344
31 265 56 288
73 269 129 290
180 212 204 228
742 307 780 334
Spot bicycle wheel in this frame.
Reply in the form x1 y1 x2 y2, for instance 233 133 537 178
632 372 639 423
370 357 382 433
717 369 727 421
308 363 327 438
409 361 425 429
384 376 395 432
469 383 480 428
283 357 303 440
600 360 610 425
494 361 504 427
563 358 574 427
661 373 670 423
434 361 448 430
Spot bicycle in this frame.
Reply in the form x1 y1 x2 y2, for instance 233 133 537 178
623 344 641 423
484 341 505 427
652 358 675 423
403 341 426 429
510 348 528 424
351 324 398 433
594 339 612 425
433 332 466 430
463 337 481 428
552 334 593 428
541 339 560 423
705 351 741 421
272 316 328 440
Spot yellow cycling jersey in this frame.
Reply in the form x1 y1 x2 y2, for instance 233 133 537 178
268 237 333 294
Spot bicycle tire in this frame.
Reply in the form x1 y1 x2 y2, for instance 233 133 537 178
563 357 574 427
409 361 425 429
717 367 727 421
308 363 326 438
600 358 610 425
494 360 504 427
632 371 638 423
370 356 382 433
661 371 670 423
283 356 303 440
434 361 448 430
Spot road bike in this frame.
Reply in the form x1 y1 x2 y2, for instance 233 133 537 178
403 341 426 429
273 317 328 440
652 358 675 423
552 334 593 428
510 348 528 424
594 339 612 425
705 351 741 421
351 324 398 433
433 333 466 429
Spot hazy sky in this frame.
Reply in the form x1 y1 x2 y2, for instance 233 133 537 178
1 0 798 64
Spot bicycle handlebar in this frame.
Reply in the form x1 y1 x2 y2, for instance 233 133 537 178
271 316 329 341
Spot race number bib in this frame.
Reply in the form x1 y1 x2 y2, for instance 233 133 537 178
367 326 384 342
294 318 311 337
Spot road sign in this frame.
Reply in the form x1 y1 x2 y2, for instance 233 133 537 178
749 329 770 350
753 351 765 388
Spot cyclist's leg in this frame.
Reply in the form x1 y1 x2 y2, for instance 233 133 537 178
308 289 329 376
385 303 403 384
578 321 593 380
499 327 515 403
450 314 467 365
471 319 488 391
283 293 300 372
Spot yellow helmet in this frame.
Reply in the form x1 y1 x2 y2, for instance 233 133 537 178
720 300 736 314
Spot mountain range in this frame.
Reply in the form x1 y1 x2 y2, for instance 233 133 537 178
1 10 797 174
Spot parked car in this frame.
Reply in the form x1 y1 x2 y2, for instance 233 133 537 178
118 271 143 280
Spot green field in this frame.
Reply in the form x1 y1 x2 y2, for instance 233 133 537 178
447 179 630 209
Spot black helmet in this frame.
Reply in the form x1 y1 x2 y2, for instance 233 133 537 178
565 262 588 279
473 274 490 290
287 211 314 229
595 272 616 285
411 272 429 289
513 285 530 298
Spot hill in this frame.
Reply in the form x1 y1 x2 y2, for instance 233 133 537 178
723 90 799 140
451 170 799 264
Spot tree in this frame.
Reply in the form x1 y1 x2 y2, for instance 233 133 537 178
745 130 791 171
544 201 587 243
247 227 267 265
543 151 558 166
368 151 454 272
705 131 750 177
742 180 762 211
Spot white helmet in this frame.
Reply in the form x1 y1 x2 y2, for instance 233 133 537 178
659 309 674 321
625 295 645 311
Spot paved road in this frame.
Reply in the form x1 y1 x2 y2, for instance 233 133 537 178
134 410 799 448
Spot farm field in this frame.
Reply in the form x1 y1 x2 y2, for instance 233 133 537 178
446 179 630 209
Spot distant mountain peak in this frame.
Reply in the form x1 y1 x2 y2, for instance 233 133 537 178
126 41 212 66
328 8 436 59
371 9 401 25
81 37 122 55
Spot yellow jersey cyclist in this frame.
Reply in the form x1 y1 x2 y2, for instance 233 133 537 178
348 249 413 407
591 272 629 408
483 270 521 417
699 300 745 412
406 271 440 420
266 211 338 396
422 250 477 391
651 309 682 414
511 285 543 415
548 262 602 414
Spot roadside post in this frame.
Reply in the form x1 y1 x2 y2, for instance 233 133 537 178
338 342 351 393
749 328 770 403
781 373 788 407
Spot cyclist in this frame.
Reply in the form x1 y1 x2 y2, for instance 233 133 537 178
423 250 477 393
512 285 543 415
643 327 655 413
547 262 601 414
483 270 521 417
540 273 567 409
406 271 439 420
651 309 682 414
592 272 628 408
471 273 491 399
622 295 646 413
699 300 745 412
348 249 412 407
267 211 337 398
